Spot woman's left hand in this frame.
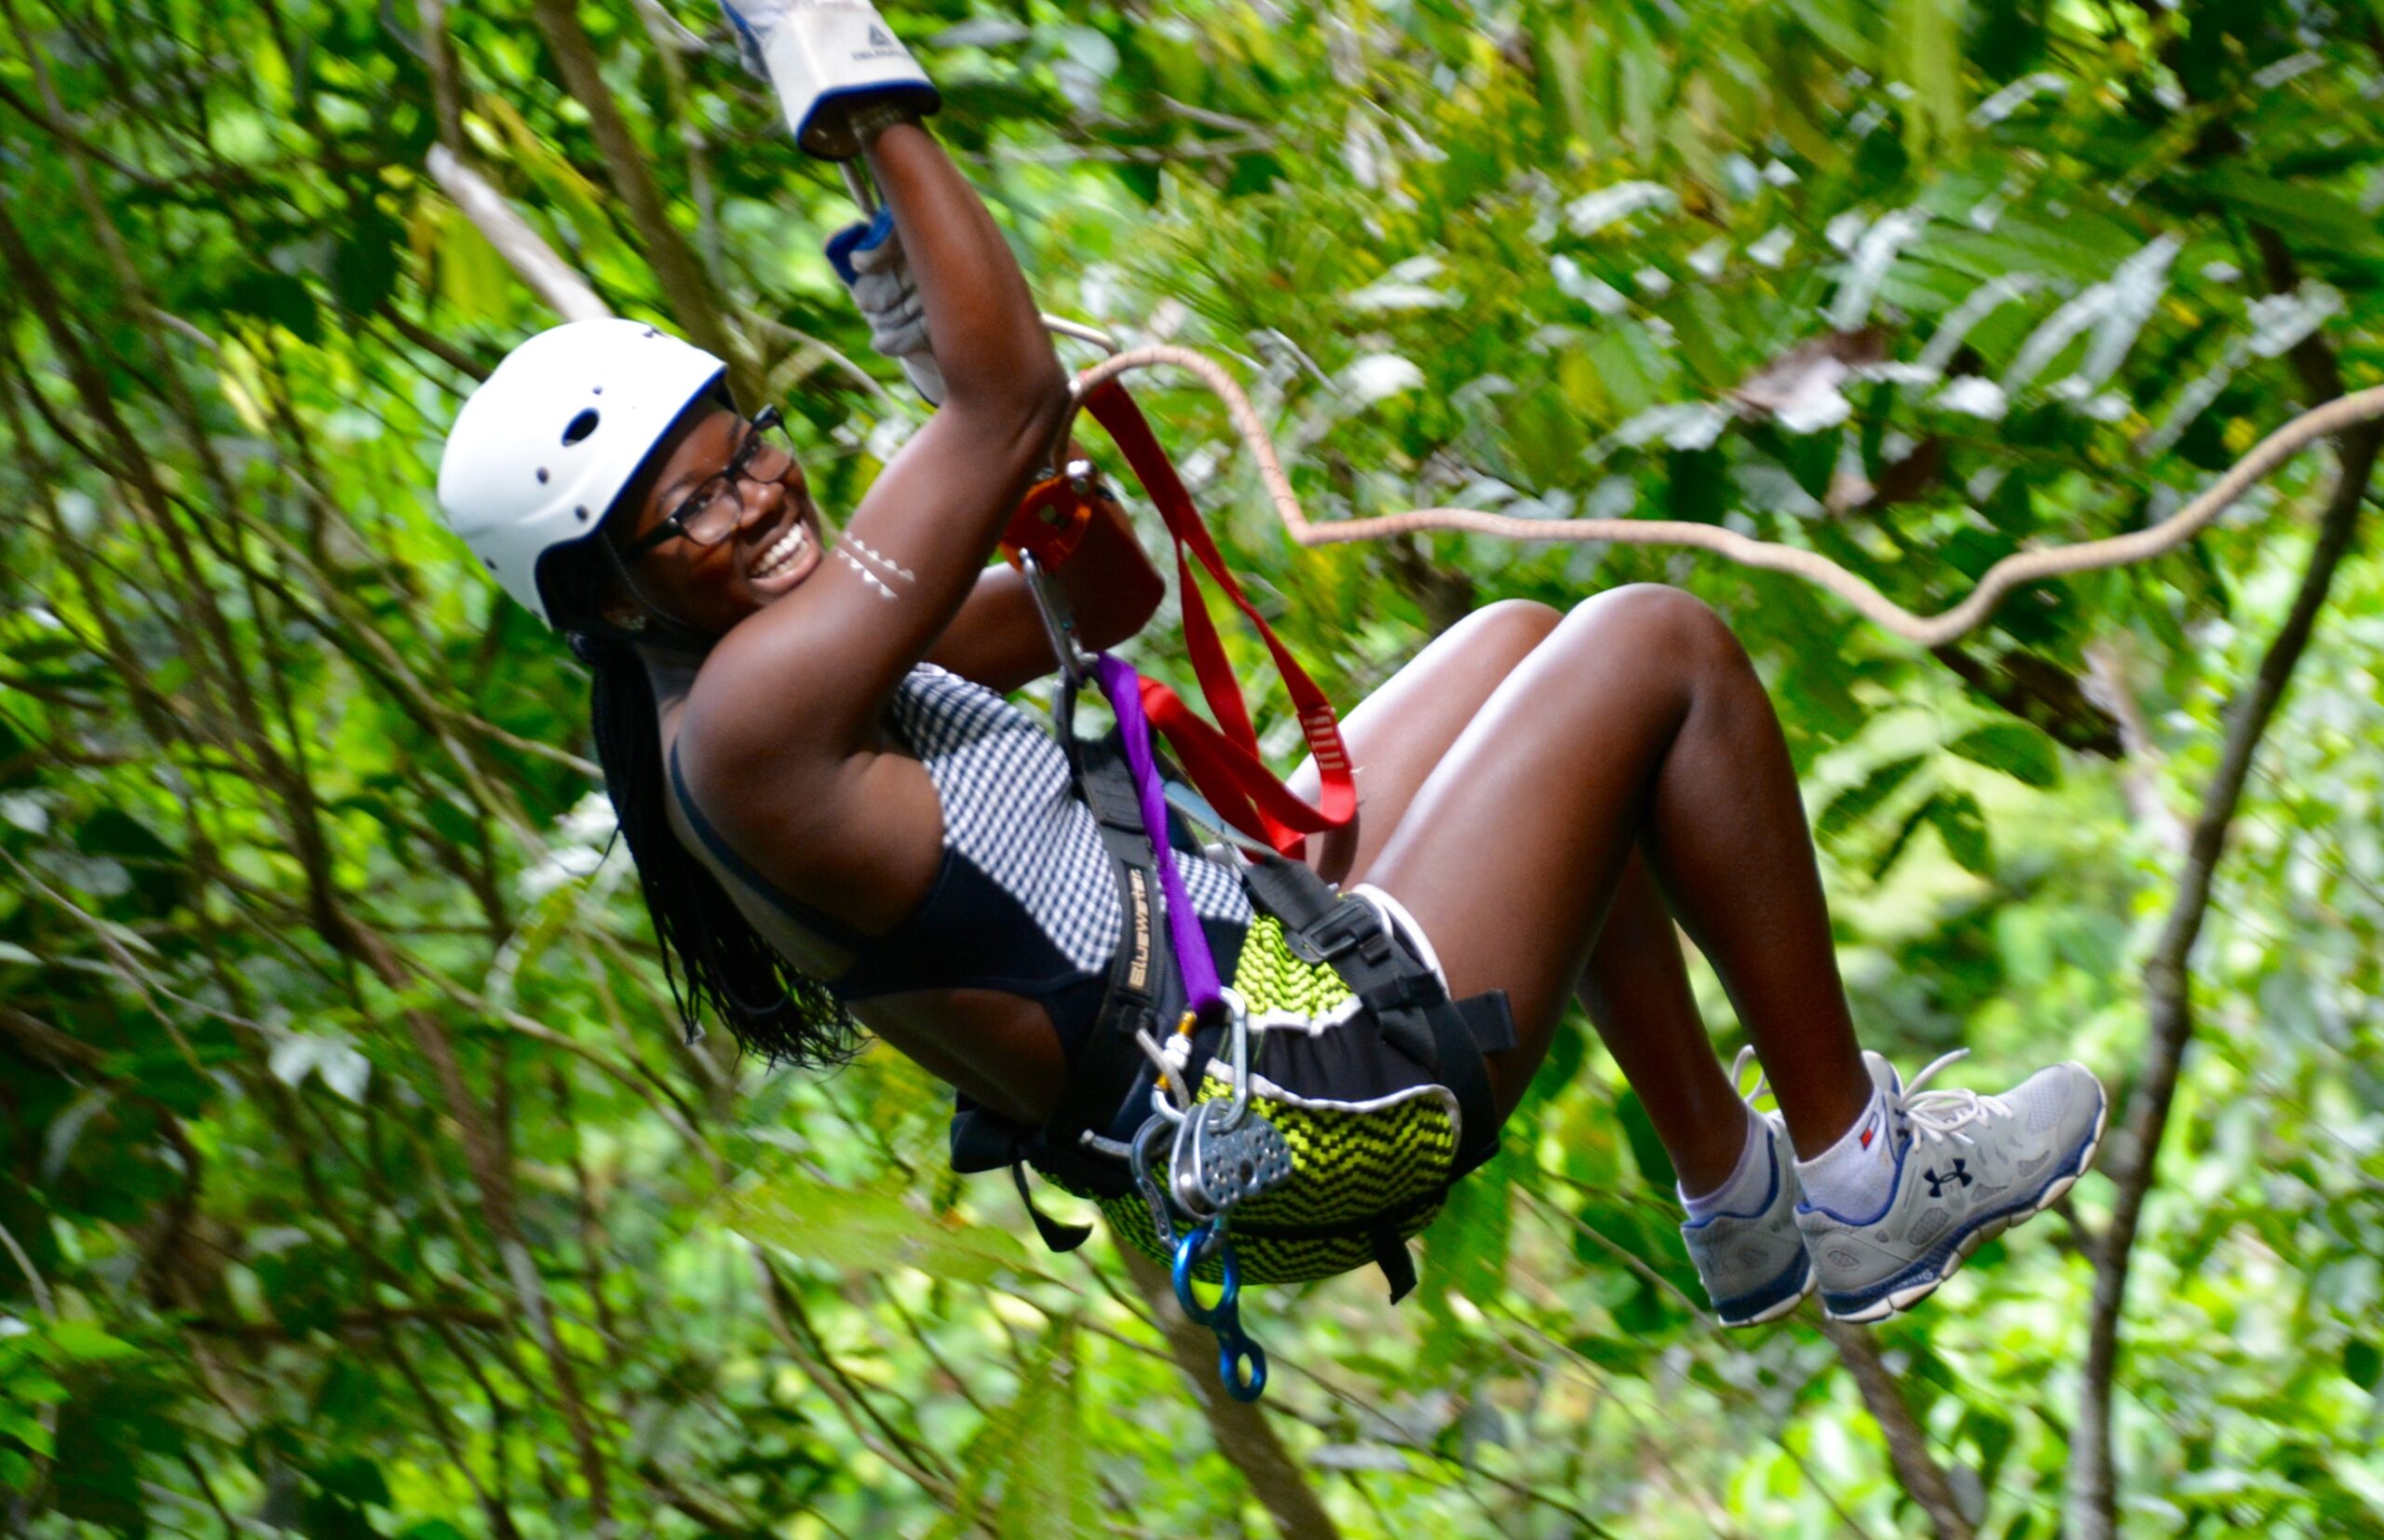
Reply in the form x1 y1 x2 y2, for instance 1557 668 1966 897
825 209 946 401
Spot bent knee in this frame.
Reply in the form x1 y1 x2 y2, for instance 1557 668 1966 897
1451 597 1564 660
1568 584 1743 669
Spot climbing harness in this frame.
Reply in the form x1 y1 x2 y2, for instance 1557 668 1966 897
951 489 1513 1400
831 201 1512 1397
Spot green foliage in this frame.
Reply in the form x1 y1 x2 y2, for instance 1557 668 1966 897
3 0 2382 1533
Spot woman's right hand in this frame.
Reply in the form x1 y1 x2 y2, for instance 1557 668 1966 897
724 0 941 159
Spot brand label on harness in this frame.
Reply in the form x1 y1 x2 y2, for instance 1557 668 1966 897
1126 868 1151 992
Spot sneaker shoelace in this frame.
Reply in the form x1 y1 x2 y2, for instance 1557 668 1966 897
1728 1046 1772 1109
1897 1048 2013 1147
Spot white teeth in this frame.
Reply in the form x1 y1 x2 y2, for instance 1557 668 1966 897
752 525 808 580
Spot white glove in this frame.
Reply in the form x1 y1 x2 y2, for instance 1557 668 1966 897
718 0 939 160
825 208 945 403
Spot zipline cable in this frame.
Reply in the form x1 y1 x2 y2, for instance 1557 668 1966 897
1059 344 2384 650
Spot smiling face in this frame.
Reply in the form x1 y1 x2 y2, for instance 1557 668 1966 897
600 403 827 639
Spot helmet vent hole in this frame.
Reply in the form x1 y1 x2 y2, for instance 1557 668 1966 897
535 466 550 483
575 507 590 521
562 409 601 446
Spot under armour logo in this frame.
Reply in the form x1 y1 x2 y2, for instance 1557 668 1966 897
1924 1160 1971 1198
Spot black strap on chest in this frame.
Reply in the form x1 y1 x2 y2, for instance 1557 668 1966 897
947 737 1175 1248
1044 736 1182 1168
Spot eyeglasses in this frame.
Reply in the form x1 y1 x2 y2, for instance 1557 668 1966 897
621 407 795 558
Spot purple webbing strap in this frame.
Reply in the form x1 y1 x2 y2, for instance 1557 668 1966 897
1091 652 1224 1017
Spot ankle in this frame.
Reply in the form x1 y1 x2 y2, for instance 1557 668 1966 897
1781 1058 1879 1155
1792 1078 1896 1220
1677 1103 1769 1220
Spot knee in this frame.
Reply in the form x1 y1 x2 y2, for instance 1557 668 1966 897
1567 584 1743 673
1454 598 1564 662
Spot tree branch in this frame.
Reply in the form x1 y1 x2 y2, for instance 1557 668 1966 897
522 0 754 399
413 0 467 153
1113 1240 1342 1540
1821 1321 1975 1540
2064 412 2381 1538
427 145 614 324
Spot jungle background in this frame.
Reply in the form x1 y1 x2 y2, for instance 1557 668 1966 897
4 0 2382 1533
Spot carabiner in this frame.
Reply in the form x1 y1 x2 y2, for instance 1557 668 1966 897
1171 1225 1266 1401
1171 1223 1236 1324
1212 1306 1268 1402
1213 987 1254 1128
1129 1113 1179 1251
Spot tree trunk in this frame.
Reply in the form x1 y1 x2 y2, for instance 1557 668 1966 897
2065 421 2380 1537
1115 1243 1342 1540
1822 1321 1976 1540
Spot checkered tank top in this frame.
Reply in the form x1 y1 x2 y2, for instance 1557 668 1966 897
670 663 1253 1031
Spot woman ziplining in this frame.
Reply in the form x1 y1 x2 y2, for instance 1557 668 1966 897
434 0 2109 1397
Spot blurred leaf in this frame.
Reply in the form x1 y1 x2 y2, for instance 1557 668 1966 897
313 1458 392 1506
1423 1142 1514 1311
725 1177 1033 1285
1945 722 2061 788
936 1317 1095 1540
332 211 404 315
1614 1088 1678 1193
1929 789 1993 875
2345 1339 2381 1392
224 270 323 344
1819 753 1929 843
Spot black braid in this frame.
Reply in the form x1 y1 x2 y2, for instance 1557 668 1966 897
562 610 861 1068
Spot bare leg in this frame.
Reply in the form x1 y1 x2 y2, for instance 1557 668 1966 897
1577 852 1746 1194
1355 586 1872 1158
1286 598 1772 1187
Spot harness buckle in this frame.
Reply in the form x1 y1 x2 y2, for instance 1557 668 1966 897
1290 901 1395 968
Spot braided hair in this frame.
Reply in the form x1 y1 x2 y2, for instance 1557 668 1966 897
541 470 862 1069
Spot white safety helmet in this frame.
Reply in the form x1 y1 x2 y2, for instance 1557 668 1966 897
437 318 729 626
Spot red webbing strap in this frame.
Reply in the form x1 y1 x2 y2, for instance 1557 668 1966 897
1081 382 1356 856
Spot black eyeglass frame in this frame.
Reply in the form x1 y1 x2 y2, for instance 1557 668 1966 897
618 405 792 559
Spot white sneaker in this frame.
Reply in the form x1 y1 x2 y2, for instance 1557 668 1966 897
1678 1050 1815 1328
1795 1049 2106 1324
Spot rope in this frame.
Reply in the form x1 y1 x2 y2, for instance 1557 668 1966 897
1060 344 2384 649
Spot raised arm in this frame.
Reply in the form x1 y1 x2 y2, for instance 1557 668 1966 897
685 118 1070 763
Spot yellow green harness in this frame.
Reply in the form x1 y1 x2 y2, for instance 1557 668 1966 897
1092 913 1469 1287
947 609 1514 1400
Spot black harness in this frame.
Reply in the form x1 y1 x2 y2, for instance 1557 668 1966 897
949 737 1514 1300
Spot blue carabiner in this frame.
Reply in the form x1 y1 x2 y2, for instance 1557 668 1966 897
1172 1223 1238 1324
1212 1302 1268 1401
1172 1226 1265 1400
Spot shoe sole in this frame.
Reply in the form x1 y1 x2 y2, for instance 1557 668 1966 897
1714 1250 1816 1329
1821 1073 2109 1325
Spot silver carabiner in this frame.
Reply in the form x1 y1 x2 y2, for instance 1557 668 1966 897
1014 548 1093 687
1214 987 1255 1128
1129 1111 1180 1250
